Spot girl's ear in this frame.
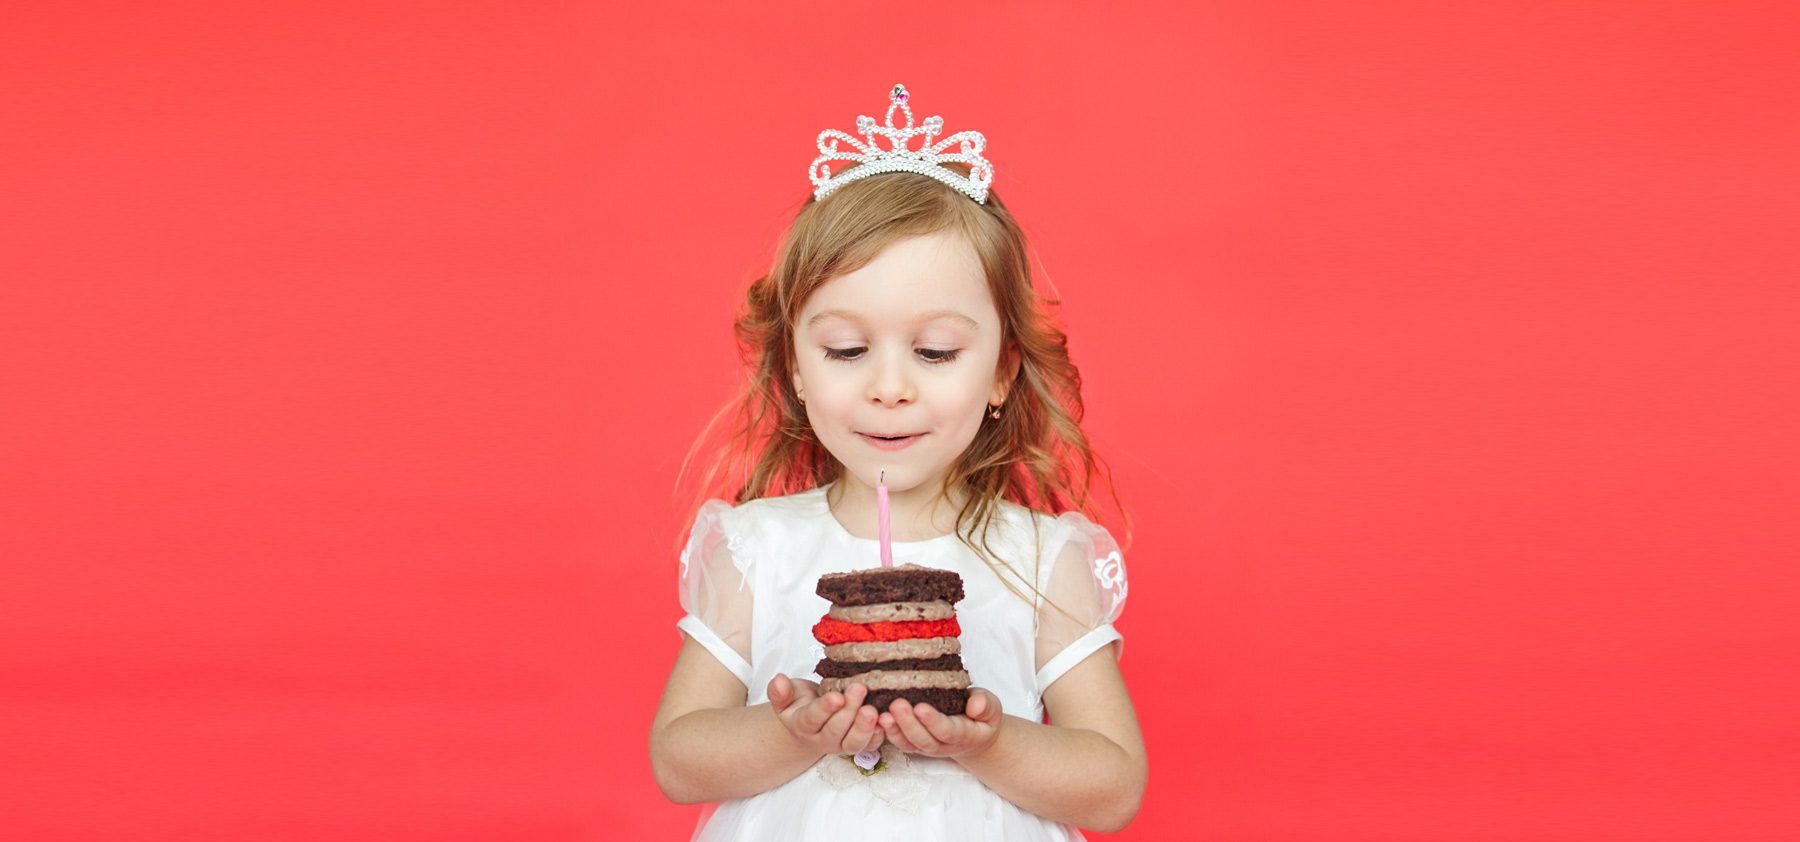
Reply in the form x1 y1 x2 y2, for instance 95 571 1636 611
993 341 1022 402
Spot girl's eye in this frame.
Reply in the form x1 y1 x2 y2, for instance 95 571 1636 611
823 347 961 365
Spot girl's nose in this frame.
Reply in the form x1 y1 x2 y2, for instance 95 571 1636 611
867 347 915 405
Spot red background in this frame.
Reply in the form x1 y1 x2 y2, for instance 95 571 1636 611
4 2 1797 840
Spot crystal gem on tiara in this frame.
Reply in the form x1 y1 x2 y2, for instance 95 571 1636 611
808 83 994 204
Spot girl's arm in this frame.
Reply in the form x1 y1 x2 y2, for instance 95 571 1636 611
880 643 1146 833
649 634 884 804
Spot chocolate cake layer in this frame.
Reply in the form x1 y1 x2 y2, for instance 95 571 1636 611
814 653 964 678
816 563 964 607
865 687 969 716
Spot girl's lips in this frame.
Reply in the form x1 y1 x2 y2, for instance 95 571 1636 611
858 432 924 451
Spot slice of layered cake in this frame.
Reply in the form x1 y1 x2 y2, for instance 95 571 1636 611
812 563 971 716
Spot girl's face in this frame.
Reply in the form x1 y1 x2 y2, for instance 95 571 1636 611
792 230 1017 499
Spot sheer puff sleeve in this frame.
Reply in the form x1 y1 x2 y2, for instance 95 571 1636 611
1033 511 1130 696
675 498 754 688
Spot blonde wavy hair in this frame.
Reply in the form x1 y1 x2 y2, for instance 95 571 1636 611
672 163 1132 616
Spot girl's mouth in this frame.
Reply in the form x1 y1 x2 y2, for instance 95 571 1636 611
858 432 924 451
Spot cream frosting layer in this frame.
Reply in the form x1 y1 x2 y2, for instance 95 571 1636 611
826 600 955 623
824 636 960 661
821 669 972 694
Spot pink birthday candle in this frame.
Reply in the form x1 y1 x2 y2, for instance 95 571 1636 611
877 470 892 567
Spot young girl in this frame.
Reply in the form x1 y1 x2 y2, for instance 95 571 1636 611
649 84 1145 841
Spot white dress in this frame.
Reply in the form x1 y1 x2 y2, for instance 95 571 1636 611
675 483 1130 842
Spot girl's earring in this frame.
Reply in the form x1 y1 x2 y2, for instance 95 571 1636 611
988 403 1003 420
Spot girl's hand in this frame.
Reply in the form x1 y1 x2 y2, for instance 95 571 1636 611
767 673 885 758
877 687 1004 760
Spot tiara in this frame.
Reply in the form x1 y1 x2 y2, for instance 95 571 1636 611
808 83 994 204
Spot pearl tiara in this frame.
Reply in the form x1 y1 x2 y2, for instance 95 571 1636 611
808 83 995 204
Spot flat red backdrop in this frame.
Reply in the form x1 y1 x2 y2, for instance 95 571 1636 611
4 2 1796 840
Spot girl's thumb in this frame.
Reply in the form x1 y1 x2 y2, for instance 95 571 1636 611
969 689 996 721
768 674 791 707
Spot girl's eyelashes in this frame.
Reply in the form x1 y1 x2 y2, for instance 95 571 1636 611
823 347 961 365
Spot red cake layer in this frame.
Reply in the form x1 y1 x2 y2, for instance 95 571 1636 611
811 616 962 645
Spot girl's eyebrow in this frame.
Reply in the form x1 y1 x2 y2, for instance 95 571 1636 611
807 308 980 331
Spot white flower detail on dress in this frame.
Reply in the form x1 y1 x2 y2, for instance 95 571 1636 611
813 743 930 813
1092 549 1127 613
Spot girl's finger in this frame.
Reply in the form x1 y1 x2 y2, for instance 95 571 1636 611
789 679 821 705
970 688 1002 722
880 714 919 753
839 704 879 754
838 699 876 749
798 691 845 734
890 699 939 752
964 690 987 720
767 674 791 710
914 703 961 743
862 725 885 753
820 685 869 741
